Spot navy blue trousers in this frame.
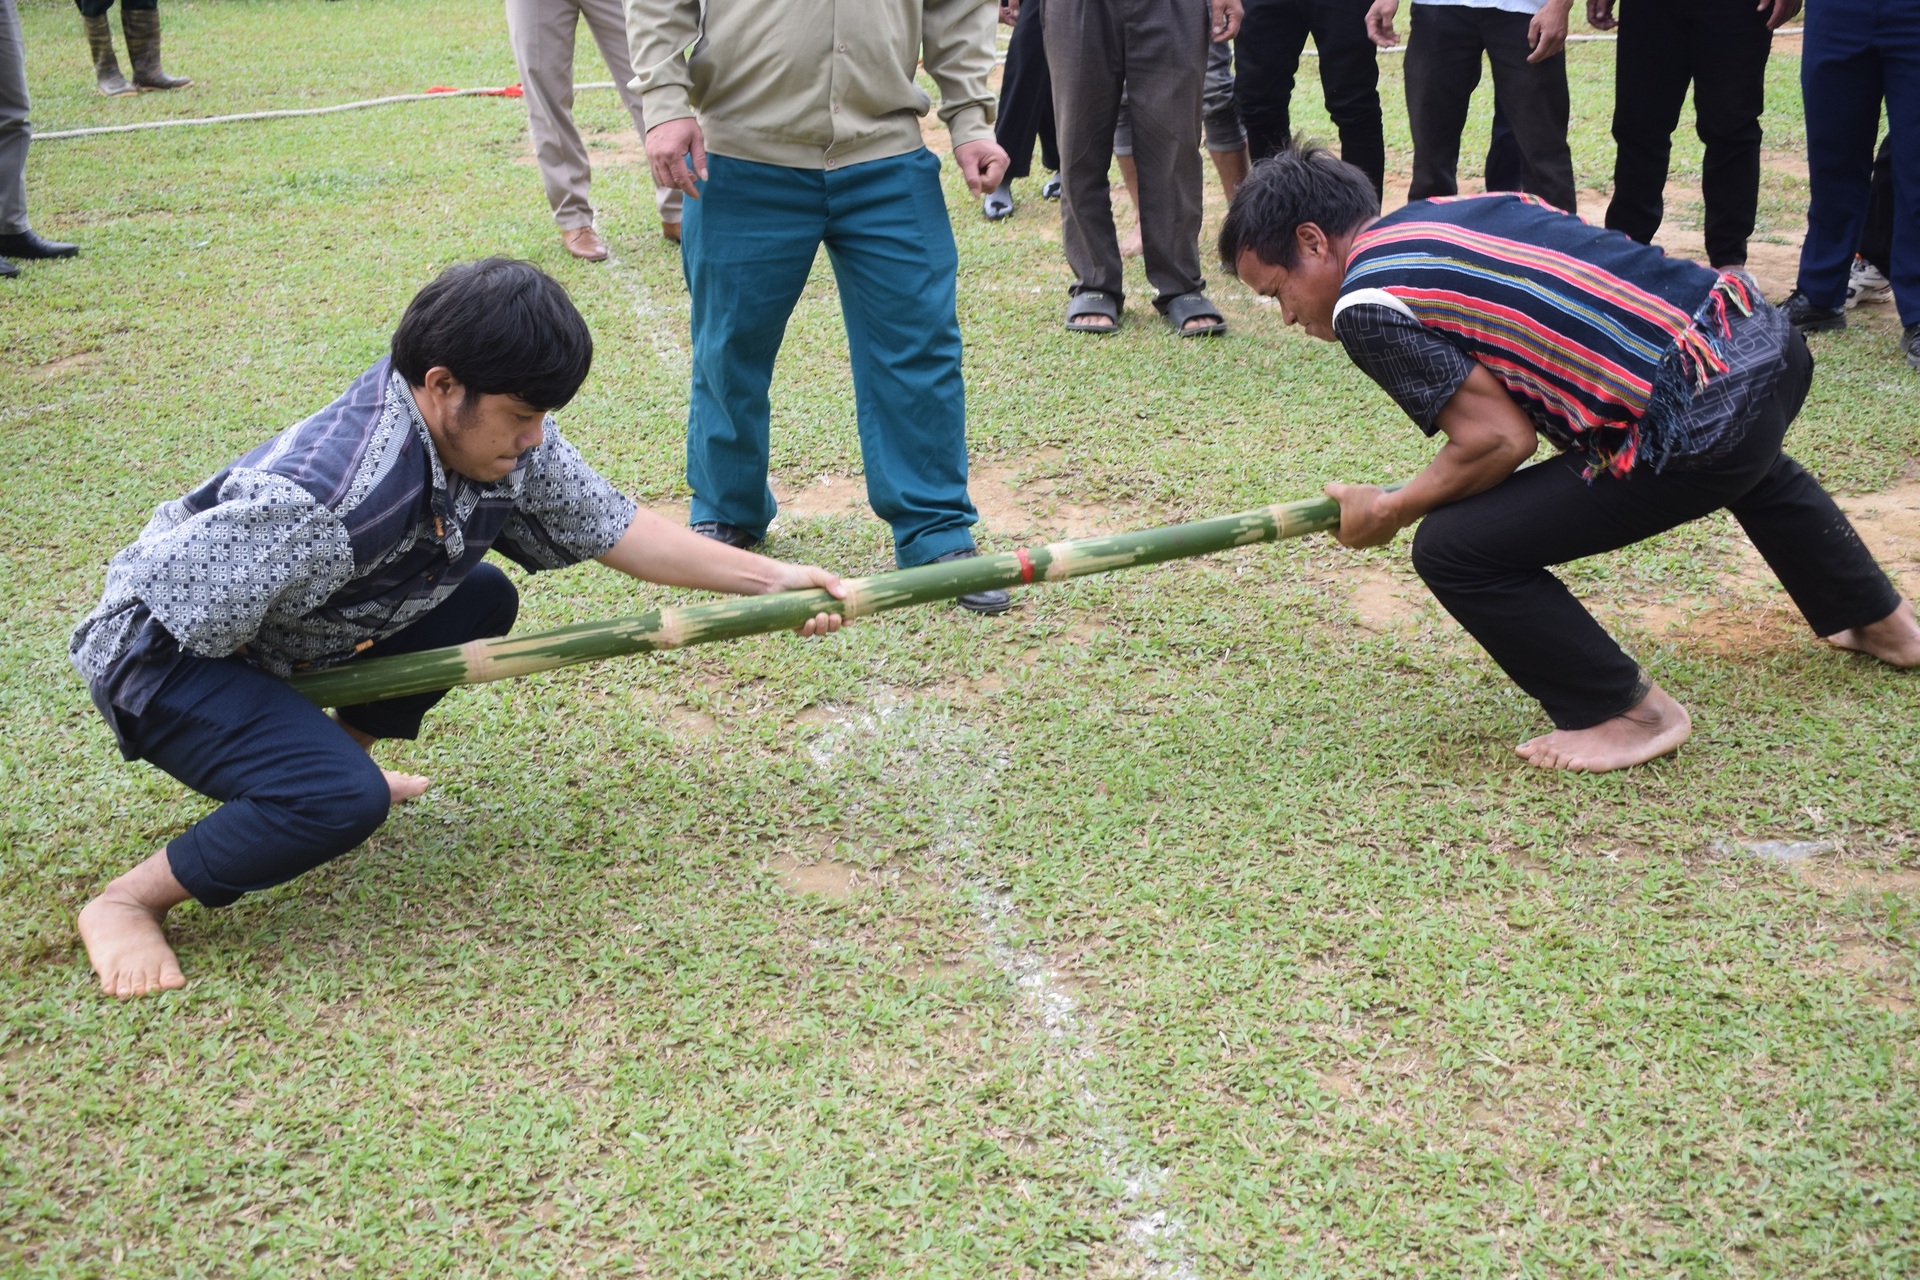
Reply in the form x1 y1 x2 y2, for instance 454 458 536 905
127 564 518 908
1797 0 1920 325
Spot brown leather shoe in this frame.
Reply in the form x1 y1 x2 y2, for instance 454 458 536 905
561 226 608 261
661 220 682 244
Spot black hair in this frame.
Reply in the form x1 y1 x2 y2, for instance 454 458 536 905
1218 140 1380 275
390 257 593 411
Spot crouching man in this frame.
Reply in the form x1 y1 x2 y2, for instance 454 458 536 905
70 258 848 997
1221 146 1920 772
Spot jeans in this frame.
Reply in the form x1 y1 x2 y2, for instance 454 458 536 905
126 564 520 908
681 150 980 565
1404 2 1575 212
1604 0 1774 267
1410 335 1899 729
1233 0 1383 195
1796 0 1920 325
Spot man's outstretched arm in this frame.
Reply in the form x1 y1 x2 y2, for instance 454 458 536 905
596 509 849 637
1326 363 1542 548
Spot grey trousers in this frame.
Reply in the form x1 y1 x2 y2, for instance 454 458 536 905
1045 0 1211 310
504 0 680 229
0 0 29 236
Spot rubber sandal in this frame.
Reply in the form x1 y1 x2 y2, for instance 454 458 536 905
1041 173 1062 200
1066 290 1122 333
1164 291 1226 337
983 186 1014 220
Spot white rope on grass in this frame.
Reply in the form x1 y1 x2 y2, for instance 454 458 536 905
32 82 616 141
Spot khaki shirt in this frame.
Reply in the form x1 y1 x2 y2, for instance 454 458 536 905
624 0 998 171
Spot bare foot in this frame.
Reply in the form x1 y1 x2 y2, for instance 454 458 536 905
1119 227 1143 257
77 850 192 999
384 769 431 802
1825 598 1920 667
1515 683 1693 773
333 714 431 803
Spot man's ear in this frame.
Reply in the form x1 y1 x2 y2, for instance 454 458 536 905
1296 221 1329 261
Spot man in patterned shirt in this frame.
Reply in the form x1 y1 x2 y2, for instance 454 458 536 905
1220 147 1920 773
70 259 849 999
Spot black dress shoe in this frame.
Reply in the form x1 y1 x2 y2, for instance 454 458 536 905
0 229 79 260
0 257 18 279
690 520 761 550
1778 289 1846 334
921 548 1012 615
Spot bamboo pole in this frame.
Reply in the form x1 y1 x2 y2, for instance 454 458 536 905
289 493 1350 707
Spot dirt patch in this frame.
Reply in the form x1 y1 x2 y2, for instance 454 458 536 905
34 351 101 377
1839 483 1920 598
1793 862 1920 898
517 128 647 169
1347 567 1424 632
664 707 716 737
771 473 871 522
1317 1070 1360 1100
767 854 860 900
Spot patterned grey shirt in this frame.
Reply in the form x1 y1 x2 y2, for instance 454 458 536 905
71 359 638 742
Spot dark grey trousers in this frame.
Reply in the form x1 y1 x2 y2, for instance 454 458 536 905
1403 3 1576 213
0 0 29 236
1044 0 1211 310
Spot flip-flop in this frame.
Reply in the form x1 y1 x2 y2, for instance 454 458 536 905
983 187 1014 220
1164 291 1226 337
1066 290 1122 333
1041 173 1062 200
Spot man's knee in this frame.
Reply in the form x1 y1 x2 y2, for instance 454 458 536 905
463 562 521 637
301 755 392 848
1409 506 1472 589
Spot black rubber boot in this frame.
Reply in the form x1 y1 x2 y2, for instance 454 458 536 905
84 14 136 97
123 8 192 91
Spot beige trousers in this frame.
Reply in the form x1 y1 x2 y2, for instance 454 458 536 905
504 0 681 229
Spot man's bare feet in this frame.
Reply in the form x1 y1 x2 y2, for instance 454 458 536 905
1119 227 1143 257
77 849 192 999
332 714 432 802
1515 683 1693 773
1824 598 1920 667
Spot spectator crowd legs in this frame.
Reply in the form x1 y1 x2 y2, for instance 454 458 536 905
1234 0 1385 196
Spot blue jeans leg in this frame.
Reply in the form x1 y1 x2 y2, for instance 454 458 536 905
1797 0 1884 311
823 149 979 566
682 155 825 538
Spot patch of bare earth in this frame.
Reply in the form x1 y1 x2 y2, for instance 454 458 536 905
34 351 101 377
1344 565 1427 632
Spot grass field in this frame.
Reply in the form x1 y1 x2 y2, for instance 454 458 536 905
5 1 1919 1275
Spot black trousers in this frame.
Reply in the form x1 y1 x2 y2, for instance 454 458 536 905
74 0 156 17
1603 0 1773 268
1410 336 1899 730
997 0 1060 181
128 564 520 907
1404 3 1575 212
1233 0 1384 196
1861 134 1894 275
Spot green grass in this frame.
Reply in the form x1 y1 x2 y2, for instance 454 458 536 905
5 2 1919 1276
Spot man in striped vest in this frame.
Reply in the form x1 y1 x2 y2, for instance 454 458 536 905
1221 146 1920 773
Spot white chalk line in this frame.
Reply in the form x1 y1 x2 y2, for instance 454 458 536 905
806 695 1200 1279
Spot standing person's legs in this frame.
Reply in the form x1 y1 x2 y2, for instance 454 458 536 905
1309 0 1384 199
1125 0 1210 310
822 150 980 567
682 156 826 539
1794 0 1882 312
1859 135 1894 276
1403 3 1485 202
1203 37 1249 197
1688 0 1772 267
505 0 593 231
1234 0 1312 162
1481 8 1575 211
1604 0 1693 246
0 0 27 239
1000 0 1056 181
579 0 681 230
1046 0 1130 307
1878 8 1920 330
1484 99 1524 191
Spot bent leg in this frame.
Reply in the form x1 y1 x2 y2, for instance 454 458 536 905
334 561 521 741
823 150 980 566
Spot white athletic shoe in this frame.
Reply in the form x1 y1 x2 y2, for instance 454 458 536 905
1846 256 1893 308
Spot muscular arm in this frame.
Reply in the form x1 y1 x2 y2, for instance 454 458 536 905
1326 363 1542 548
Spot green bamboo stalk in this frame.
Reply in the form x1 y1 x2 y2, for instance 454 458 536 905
289 493 1352 707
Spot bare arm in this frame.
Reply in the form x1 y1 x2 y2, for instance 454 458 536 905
1325 363 1542 548
595 508 848 636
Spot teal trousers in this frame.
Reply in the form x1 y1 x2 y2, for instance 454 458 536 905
681 148 980 566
